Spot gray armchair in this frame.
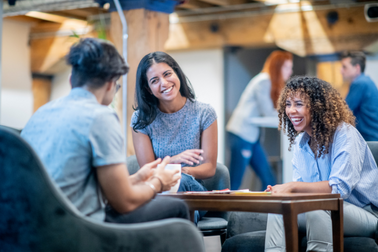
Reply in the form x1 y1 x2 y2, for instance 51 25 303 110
126 156 230 243
222 141 378 252
0 126 205 252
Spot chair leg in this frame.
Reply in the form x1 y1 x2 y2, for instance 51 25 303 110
220 232 227 245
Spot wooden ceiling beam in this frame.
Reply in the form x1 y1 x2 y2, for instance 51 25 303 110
30 18 93 74
177 0 215 10
199 0 248 6
4 15 41 24
49 8 108 21
165 6 378 56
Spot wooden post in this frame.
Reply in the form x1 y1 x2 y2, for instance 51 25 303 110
317 61 350 98
110 9 169 156
32 74 52 113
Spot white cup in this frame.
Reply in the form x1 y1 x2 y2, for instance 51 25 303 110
158 164 181 194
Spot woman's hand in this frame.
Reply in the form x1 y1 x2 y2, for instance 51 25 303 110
265 181 331 194
265 182 295 194
152 156 181 192
170 149 204 166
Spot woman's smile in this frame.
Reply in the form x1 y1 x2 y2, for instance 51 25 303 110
286 94 312 136
162 85 174 94
290 117 304 126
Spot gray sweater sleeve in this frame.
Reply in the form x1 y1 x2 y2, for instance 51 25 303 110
254 78 278 117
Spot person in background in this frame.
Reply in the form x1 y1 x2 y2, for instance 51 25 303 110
226 50 293 190
341 50 378 141
21 38 189 224
265 76 378 252
131 51 218 222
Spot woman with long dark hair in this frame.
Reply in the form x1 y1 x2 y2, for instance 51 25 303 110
226 50 293 190
131 51 218 197
265 76 378 251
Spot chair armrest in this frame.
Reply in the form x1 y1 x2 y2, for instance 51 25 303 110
37 217 205 252
126 155 140 175
375 222 378 245
227 212 268 238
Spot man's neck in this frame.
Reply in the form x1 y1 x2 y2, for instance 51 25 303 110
82 85 106 104
350 73 362 83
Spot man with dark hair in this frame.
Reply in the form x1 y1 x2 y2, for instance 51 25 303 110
21 38 189 224
341 51 378 141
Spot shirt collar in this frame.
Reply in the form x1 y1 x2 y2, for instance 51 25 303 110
299 131 311 148
353 73 365 82
69 87 98 102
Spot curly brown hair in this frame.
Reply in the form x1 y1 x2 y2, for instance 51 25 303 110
277 76 355 158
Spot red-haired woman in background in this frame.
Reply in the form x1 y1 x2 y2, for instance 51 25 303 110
226 50 293 190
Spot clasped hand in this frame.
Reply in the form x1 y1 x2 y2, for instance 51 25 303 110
170 149 204 166
136 156 181 192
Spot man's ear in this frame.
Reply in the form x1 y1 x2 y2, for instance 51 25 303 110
356 64 362 75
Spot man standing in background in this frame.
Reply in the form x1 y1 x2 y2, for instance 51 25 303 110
341 51 378 141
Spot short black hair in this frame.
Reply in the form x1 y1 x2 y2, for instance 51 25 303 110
66 38 129 88
340 51 366 73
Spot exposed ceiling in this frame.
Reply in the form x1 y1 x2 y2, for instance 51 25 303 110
3 0 378 75
4 0 377 19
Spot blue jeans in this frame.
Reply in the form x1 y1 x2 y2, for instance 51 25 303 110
178 173 207 224
178 173 207 192
228 132 276 191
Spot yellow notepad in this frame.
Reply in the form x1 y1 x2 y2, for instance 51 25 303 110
232 191 271 196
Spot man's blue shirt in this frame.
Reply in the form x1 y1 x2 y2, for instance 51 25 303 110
345 73 378 141
21 88 125 221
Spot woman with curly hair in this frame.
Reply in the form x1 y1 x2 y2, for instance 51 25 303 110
265 76 378 252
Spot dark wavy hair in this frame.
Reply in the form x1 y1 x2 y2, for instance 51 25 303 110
277 76 355 158
132 51 195 131
66 38 128 88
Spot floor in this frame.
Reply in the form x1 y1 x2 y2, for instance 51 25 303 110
204 236 222 252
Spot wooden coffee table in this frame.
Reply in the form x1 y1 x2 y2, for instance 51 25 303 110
163 192 343 252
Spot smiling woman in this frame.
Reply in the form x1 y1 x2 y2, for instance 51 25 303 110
265 76 378 252
277 76 355 157
131 52 218 222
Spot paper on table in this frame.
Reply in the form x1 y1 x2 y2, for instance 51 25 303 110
233 191 271 196
183 189 271 195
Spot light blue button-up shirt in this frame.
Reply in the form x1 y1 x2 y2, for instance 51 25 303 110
292 122 378 208
22 88 125 221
